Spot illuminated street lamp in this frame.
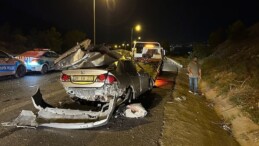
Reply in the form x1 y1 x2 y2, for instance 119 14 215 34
135 24 141 32
122 43 127 49
138 36 141 40
130 24 141 48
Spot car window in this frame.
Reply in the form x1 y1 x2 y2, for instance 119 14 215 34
117 61 125 73
123 60 138 76
135 44 144 53
43 52 51 57
51 52 59 58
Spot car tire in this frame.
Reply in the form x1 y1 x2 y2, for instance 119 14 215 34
14 65 26 78
148 78 154 90
41 64 48 74
125 87 133 103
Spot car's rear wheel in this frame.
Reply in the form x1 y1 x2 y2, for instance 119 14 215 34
41 64 48 74
125 87 133 103
148 78 154 90
14 65 26 78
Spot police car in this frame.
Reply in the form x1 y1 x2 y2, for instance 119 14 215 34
16 48 59 74
0 50 26 78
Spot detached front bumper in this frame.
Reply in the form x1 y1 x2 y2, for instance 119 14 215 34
2 89 116 129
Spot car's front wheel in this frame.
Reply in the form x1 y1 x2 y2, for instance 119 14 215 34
14 65 26 78
41 64 48 74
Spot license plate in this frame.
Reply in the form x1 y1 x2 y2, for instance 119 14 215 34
72 75 96 82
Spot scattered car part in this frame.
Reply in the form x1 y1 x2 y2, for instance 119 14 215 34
2 88 116 129
123 103 147 118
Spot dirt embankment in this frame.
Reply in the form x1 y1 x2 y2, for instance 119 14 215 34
200 81 259 146
200 23 259 146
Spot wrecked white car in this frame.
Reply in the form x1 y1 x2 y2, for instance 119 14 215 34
61 59 153 105
56 39 153 106
2 39 153 129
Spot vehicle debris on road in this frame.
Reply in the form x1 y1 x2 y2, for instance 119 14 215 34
2 88 116 129
174 96 187 102
123 103 147 118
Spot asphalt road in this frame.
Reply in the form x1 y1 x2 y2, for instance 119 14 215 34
0 71 175 146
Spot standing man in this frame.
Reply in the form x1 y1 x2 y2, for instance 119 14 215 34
187 56 201 95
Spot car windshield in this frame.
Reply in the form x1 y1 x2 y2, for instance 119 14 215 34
135 43 160 48
19 51 46 57
135 43 160 53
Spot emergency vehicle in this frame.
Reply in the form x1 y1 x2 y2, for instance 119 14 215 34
16 48 59 74
0 50 26 78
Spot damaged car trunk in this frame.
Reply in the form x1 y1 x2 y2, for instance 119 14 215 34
2 39 152 129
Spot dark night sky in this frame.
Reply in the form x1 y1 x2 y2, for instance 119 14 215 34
0 0 259 44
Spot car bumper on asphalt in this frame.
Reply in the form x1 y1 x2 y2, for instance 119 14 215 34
1 88 117 129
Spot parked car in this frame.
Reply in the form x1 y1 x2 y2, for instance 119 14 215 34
60 59 153 105
0 50 26 78
16 48 59 74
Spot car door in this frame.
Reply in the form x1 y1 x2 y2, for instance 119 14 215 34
49 51 59 69
122 60 142 97
135 61 150 94
0 51 17 76
42 52 55 69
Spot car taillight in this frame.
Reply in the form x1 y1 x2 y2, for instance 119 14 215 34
61 73 71 82
97 74 106 81
97 74 117 84
106 75 116 84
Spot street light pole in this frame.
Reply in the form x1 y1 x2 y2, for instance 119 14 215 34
130 24 141 49
93 0 96 45
130 28 133 49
